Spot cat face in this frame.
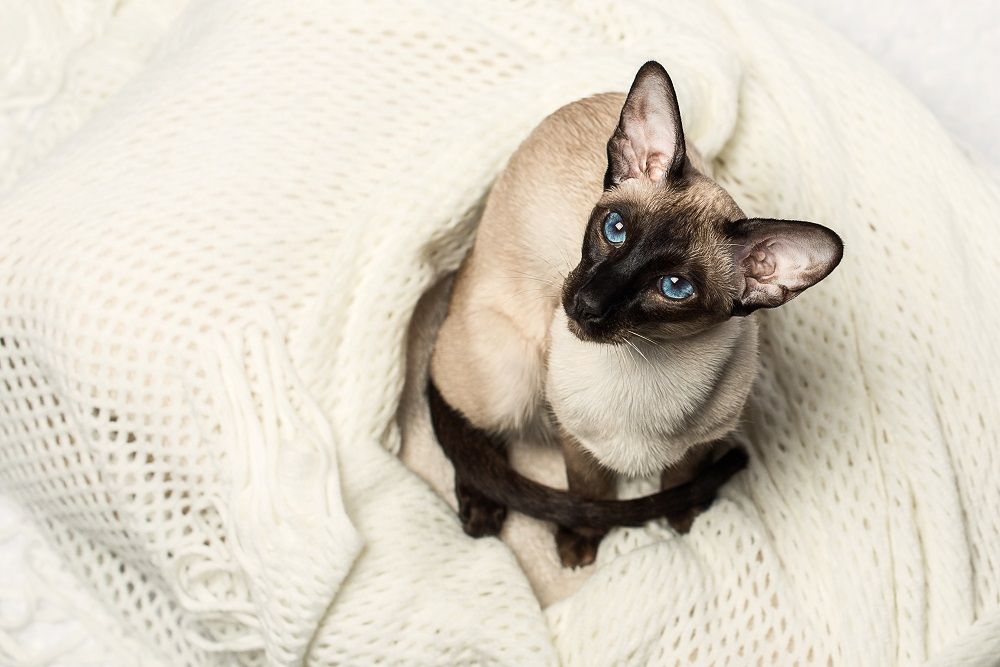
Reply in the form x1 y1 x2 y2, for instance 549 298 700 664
562 61 843 344
563 174 744 342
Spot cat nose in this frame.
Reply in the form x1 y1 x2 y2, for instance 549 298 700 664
572 291 607 322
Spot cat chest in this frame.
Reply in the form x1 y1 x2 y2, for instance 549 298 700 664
543 318 717 471
546 338 709 440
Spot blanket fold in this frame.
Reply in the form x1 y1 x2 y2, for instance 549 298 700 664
0 0 998 665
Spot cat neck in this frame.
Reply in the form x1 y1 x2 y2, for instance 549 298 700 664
544 309 758 476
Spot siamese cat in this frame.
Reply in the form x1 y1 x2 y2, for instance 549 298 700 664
429 61 843 567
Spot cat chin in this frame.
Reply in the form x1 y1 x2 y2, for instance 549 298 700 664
564 314 621 345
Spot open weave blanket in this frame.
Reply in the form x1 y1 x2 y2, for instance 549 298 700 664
1 0 999 665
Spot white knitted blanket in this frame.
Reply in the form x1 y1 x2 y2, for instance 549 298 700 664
1 1 999 665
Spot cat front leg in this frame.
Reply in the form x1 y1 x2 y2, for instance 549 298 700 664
555 428 616 568
455 476 507 538
659 441 720 533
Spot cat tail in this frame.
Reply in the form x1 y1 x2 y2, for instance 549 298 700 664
427 380 747 531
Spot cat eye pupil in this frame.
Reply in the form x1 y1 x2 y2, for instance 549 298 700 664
602 212 626 245
660 275 694 300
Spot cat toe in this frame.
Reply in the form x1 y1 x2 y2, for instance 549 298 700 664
556 526 603 568
460 499 507 538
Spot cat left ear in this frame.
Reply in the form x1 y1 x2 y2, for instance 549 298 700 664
604 61 687 189
728 218 844 315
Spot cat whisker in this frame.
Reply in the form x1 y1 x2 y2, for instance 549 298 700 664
622 337 651 365
512 286 549 295
611 335 640 372
500 269 560 288
614 343 633 372
530 250 568 282
499 276 559 289
626 329 667 353
555 244 574 276
499 287 553 309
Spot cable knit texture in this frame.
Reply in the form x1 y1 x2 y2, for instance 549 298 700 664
0 1 998 665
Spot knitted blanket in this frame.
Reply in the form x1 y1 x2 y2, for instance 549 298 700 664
1 1 999 665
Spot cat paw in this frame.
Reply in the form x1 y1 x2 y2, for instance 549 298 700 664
461 502 507 538
457 485 507 538
555 526 604 568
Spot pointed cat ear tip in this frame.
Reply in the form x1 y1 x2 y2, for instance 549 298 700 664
634 61 674 85
790 220 846 272
638 60 667 74
803 222 845 270
830 232 845 267
791 219 844 261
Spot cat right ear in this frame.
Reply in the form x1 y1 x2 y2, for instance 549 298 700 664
604 61 687 189
728 218 844 315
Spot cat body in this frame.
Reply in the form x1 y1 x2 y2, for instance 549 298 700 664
429 64 842 566
434 92 757 477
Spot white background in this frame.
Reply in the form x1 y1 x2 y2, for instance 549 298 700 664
797 0 1000 168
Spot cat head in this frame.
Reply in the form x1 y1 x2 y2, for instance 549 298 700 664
562 61 843 343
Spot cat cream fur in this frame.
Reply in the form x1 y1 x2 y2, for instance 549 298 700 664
431 92 758 477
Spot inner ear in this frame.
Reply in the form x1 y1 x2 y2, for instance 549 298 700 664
604 61 686 189
728 218 844 313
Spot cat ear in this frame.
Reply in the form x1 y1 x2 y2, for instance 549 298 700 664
728 218 844 315
604 61 687 189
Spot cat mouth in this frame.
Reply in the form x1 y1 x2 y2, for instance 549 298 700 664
565 313 621 345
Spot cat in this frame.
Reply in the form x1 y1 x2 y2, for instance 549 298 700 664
429 61 843 567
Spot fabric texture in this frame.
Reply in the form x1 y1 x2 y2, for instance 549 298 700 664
0 0 999 665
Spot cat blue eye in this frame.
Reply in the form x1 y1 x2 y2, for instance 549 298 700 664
603 211 626 245
660 276 695 300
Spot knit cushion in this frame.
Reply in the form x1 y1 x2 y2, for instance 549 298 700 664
1 0 998 665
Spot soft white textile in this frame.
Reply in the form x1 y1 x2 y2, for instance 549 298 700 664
0 1 998 665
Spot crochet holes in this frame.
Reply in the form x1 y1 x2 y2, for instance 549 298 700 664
5 0 1000 663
